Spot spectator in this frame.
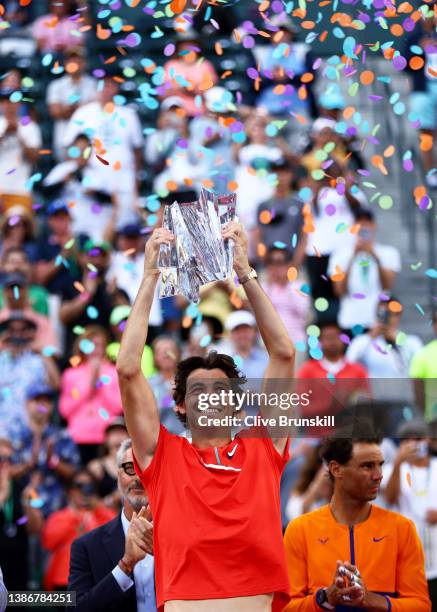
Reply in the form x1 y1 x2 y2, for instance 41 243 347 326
405 14 437 187
296 322 369 432
0 313 60 432
59 239 116 357
255 160 306 265
0 273 59 354
63 75 143 230
382 420 437 607
42 468 115 591
42 134 114 241
0 206 37 263
87 418 128 510
0 246 49 315
410 311 437 422
9 383 80 517
328 208 402 334
188 86 236 195
59 325 123 464
223 310 269 379
283 435 431 610
34 200 81 296
148 336 184 435
234 113 293 238
47 47 96 161
305 161 363 322
262 247 309 362
145 97 189 175
0 436 43 591
69 439 155 611
257 16 313 118
106 306 155 377
285 444 332 521
301 118 347 175
160 34 218 117
346 297 423 433
0 97 41 211
32 0 85 54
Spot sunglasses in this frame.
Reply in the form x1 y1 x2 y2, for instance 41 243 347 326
120 461 136 476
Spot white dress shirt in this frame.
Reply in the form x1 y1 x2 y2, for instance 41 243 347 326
111 511 156 611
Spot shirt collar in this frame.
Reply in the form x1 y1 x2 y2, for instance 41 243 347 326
121 508 130 537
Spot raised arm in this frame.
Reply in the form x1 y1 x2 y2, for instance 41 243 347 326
116 228 174 472
222 222 295 453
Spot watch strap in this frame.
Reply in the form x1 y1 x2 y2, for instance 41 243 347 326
238 268 258 285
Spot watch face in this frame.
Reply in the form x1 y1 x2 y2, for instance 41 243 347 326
316 588 327 604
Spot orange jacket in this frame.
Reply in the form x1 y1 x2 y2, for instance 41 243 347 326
42 505 115 590
283 504 431 612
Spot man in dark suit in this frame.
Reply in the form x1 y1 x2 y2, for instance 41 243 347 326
68 438 156 611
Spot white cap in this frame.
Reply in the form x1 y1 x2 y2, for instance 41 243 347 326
225 310 256 332
311 117 337 134
161 96 184 111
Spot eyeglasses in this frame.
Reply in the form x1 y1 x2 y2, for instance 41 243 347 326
120 461 136 476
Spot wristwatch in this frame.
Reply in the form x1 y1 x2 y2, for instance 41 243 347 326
238 268 258 285
316 588 334 610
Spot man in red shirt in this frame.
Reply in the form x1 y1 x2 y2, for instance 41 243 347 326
296 322 369 434
117 221 295 611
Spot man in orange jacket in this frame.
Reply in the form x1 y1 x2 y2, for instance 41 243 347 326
283 434 431 611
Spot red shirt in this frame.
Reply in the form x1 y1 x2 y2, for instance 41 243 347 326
133 426 290 611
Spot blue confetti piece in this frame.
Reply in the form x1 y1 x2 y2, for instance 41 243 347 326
86 306 99 319
13 285 19 300
309 347 323 360
295 340 307 353
42 346 57 357
30 498 44 509
292 233 298 248
79 339 95 354
343 36 358 59
99 408 110 420
415 303 425 316
425 269 437 279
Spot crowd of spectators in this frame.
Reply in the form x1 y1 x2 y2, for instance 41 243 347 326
0 0 436 605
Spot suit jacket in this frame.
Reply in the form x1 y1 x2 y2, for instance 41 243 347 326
68 514 142 612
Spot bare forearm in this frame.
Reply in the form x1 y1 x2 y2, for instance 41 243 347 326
243 278 295 357
117 273 159 376
60 294 91 324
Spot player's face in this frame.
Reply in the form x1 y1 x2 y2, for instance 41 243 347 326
181 368 234 427
339 443 384 502
118 448 149 511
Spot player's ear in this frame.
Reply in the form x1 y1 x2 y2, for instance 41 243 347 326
329 460 343 480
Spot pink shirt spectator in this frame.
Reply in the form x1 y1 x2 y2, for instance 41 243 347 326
162 59 218 116
264 280 309 343
59 361 122 444
33 14 84 52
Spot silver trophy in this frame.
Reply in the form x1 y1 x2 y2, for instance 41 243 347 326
157 188 236 304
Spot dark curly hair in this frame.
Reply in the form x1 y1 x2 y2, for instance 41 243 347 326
173 351 247 425
320 434 382 482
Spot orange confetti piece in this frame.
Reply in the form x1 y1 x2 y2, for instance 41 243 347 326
388 300 403 313
414 185 427 202
227 180 238 191
331 265 345 282
301 72 314 83
312 246 321 257
19 0 33 6
215 42 223 56
182 316 193 329
301 20 316 29
71 388 81 400
273 84 286 95
199 77 215 92
293 8 306 18
292 113 308 125
350 224 360 234
38 149 51 155
69 356 82 368
230 291 243 310
320 30 328 42
360 70 374 85
409 56 424 70
259 210 272 224
201 179 214 189
170 0 187 13
257 243 266 258
273 31 284 43
96 23 111 40
74 281 85 293
406 472 412 487
398 1 413 11
298 85 307 100
287 267 298 281
166 180 178 191
233 29 241 43
258 30 271 38
183 178 193 186
428 67 437 79
104 56 117 65
390 23 403 36
343 106 355 120
384 145 395 158
420 133 433 152
221 70 232 79
113 160 121 171
259 0 270 11
123 248 136 257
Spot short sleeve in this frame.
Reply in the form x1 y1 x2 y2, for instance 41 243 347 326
327 247 350 276
47 79 62 105
262 435 291 476
378 245 402 273
132 425 170 495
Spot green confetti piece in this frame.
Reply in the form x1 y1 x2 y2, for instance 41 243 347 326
378 195 393 210
312 169 325 181
314 297 329 312
306 324 321 337
396 332 406 346
64 238 75 250
348 82 359 97
362 182 376 189
410 262 422 270
73 326 86 335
